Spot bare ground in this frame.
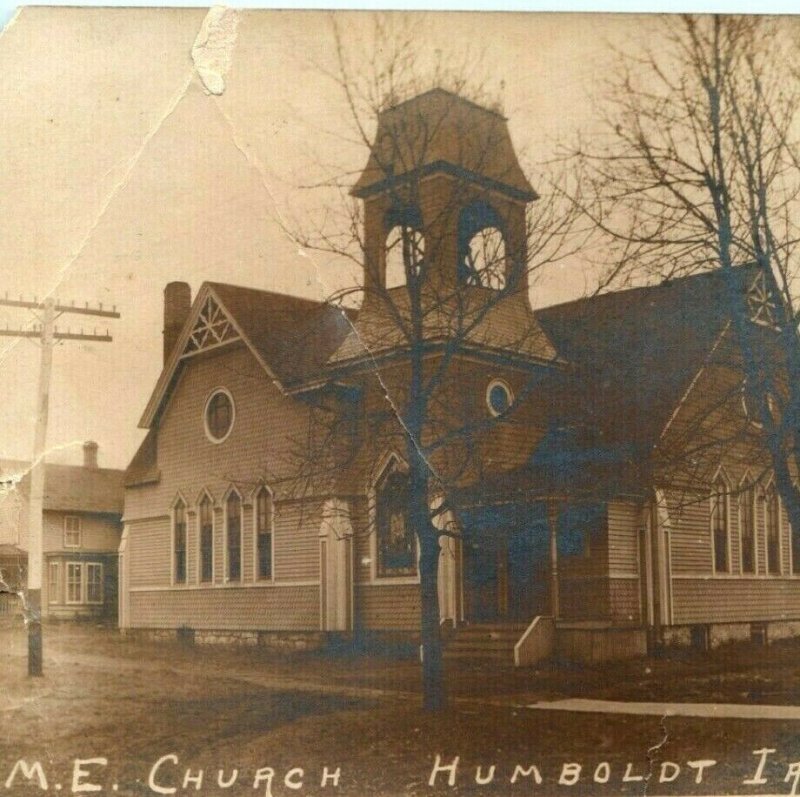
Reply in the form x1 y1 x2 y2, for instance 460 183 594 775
2 621 800 796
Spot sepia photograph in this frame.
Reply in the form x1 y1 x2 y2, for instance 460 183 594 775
3 7 800 795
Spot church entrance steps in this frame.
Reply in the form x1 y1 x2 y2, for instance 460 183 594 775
444 623 527 663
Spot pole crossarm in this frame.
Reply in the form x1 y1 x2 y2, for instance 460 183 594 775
0 296 120 318
0 329 113 342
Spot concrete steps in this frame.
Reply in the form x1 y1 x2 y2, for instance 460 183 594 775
444 623 526 663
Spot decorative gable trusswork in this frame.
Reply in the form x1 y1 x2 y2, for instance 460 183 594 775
747 270 779 328
183 296 241 357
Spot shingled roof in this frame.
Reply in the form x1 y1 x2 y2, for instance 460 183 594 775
456 266 759 505
138 282 357 429
206 283 356 386
0 460 124 514
534 266 755 451
351 88 536 202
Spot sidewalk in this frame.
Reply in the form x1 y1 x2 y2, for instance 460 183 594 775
525 697 800 720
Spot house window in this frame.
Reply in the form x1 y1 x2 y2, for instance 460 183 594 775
256 488 273 580
64 516 82 548
710 479 730 573
86 563 103 604
765 485 781 575
48 562 59 604
375 461 416 577
65 562 103 605
199 496 213 583
173 500 187 584
66 563 82 604
739 483 756 574
226 493 241 582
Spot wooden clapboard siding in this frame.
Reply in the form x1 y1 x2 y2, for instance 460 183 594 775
667 490 714 574
607 501 640 575
43 510 120 553
129 517 171 587
355 584 420 630
672 578 800 624
273 502 320 582
125 345 325 522
124 343 329 629
128 585 319 630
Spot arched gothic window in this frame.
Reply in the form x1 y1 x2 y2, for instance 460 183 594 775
255 487 273 581
765 484 781 575
173 499 187 585
457 202 507 290
710 477 730 573
739 480 756 574
375 460 416 577
199 495 213 583
226 492 242 582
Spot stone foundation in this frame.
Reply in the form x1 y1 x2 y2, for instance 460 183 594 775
121 627 325 651
661 618 800 651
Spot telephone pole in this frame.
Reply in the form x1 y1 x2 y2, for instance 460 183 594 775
0 293 120 676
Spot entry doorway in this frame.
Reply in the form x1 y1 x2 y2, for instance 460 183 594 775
461 504 549 623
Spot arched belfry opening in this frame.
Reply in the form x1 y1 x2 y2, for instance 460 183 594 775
457 201 508 290
384 204 425 289
329 87 559 367
351 88 536 301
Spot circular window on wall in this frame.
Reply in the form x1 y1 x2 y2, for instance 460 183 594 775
204 388 235 443
486 379 513 417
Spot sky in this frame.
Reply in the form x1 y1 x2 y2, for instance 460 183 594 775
0 8 792 471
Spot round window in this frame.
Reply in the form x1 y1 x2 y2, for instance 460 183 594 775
486 379 513 417
204 389 234 443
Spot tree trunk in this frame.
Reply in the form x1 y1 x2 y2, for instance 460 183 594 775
418 525 445 712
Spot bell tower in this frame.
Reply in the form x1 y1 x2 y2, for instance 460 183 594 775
329 88 557 366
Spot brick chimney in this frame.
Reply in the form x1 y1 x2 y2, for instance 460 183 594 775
83 441 99 470
163 282 191 364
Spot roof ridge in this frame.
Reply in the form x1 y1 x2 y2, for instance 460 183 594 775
204 281 329 309
535 264 758 317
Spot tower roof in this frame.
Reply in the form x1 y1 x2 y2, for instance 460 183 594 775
351 88 537 202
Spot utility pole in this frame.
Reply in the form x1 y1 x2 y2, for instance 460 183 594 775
0 293 120 676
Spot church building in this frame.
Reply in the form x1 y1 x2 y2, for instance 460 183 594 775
120 89 800 663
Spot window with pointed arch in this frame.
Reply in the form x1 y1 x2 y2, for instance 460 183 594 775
199 495 214 584
457 202 507 290
255 487 273 581
173 499 187 585
765 484 781 575
226 492 242 582
375 460 416 578
739 481 756 574
710 477 730 573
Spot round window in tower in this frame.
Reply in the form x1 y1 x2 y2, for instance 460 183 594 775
486 379 513 417
204 388 235 443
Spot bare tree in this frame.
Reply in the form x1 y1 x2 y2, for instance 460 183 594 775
575 14 800 542
288 16 586 711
